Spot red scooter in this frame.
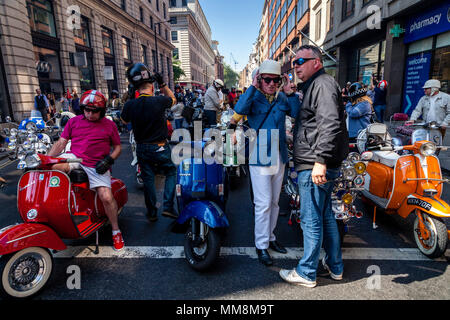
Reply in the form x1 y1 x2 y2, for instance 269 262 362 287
0 153 128 298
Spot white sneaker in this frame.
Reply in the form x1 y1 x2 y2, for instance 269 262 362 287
279 269 317 288
322 257 343 280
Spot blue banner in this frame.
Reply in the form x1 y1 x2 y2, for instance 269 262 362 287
402 52 432 116
404 2 450 44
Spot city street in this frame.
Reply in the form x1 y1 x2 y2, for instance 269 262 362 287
0 133 448 301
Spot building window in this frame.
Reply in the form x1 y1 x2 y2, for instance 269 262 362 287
74 16 91 47
173 48 179 59
156 0 160 11
362 0 374 6
315 9 321 41
281 0 287 18
141 45 148 64
171 31 178 41
140 7 144 23
121 0 126 11
280 22 286 43
326 0 334 32
182 0 187 6
102 27 114 55
163 3 167 19
170 17 177 24
287 8 295 32
152 50 157 71
167 57 171 81
26 0 57 37
33 45 63 95
357 41 385 85
165 28 168 40
122 36 131 61
297 0 308 22
170 0 176 7
150 16 153 29
342 0 354 21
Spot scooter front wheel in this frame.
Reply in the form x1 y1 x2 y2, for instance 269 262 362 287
414 212 448 258
0 247 53 299
184 222 221 271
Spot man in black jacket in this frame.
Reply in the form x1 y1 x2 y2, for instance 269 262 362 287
279 45 349 288
121 63 177 222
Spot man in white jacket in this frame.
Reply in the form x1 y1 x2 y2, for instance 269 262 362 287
203 79 224 126
409 79 450 127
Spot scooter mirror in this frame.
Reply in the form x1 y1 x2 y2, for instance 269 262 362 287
361 151 373 161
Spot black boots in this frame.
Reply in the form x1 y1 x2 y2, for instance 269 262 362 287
256 249 273 266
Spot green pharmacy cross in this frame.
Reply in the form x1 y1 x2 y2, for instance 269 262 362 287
390 24 405 38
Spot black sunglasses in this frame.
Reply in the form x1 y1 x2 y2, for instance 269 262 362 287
293 57 316 67
261 77 282 84
84 107 101 113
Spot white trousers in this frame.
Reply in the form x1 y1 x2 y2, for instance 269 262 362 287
249 158 285 250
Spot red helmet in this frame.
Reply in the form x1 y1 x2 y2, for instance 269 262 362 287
80 90 107 109
378 80 388 90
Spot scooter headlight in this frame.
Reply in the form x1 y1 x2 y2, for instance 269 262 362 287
27 134 37 143
342 166 357 181
8 142 16 150
10 128 17 137
420 142 436 156
347 152 361 163
24 154 41 169
354 162 366 175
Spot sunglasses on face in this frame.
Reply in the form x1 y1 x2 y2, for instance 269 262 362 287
293 57 316 67
84 107 101 113
261 77 282 84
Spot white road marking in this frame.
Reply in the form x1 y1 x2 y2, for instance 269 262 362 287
53 246 449 262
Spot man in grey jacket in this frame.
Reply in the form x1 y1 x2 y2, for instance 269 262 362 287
203 79 224 126
279 45 349 288
409 79 450 127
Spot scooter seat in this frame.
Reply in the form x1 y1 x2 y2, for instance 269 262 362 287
69 169 89 183
371 151 400 168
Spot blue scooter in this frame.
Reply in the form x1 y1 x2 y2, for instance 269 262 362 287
174 140 229 271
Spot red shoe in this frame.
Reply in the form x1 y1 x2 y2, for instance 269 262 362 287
112 231 125 251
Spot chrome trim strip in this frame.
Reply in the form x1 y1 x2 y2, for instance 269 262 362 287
6 230 46 244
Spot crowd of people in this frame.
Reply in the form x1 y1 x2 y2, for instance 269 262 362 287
11 43 448 288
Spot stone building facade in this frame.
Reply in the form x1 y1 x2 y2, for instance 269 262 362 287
0 0 174 121
169 0 216 90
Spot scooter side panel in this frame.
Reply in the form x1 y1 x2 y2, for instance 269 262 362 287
366 162 393 199
176 200 229 228
0 223 66 256
386 155 418 210
17 171 80 239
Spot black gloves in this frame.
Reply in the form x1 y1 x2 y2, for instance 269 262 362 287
153 72 165 86
95 155 114 174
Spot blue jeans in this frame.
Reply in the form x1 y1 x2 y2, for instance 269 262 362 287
295 168 343 281
374 104 386 123
136 143 177 216
174 118 184 130
204 110 217 126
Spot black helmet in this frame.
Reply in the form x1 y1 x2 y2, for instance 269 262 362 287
348 82 367 99
126 63 155 88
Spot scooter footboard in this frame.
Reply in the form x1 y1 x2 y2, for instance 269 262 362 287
398 194 450 218
176 200 229 228
0 223 66 256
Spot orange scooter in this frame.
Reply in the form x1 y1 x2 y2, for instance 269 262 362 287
360 127 449 258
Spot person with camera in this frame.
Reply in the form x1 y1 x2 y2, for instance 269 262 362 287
120 63 177 222
47 89 124 251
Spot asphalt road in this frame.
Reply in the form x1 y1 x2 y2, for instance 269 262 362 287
0 133 448 303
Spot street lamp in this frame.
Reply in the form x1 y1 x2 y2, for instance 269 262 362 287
153 19 171 73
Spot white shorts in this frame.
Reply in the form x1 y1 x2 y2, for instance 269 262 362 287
59 153 111 190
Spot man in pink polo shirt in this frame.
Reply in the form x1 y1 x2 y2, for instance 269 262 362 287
48 90 124 251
